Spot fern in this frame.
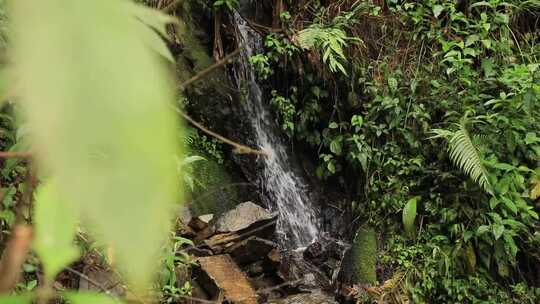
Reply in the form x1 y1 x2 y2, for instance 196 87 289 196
432 119 493 193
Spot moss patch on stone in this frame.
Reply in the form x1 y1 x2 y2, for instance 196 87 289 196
351 226 378 284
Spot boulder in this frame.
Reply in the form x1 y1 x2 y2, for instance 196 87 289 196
189 214 214 231
215 201 276 234
227 236 277 265
195 254 258 304
279 250 332 291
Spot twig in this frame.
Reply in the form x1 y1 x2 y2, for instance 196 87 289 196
175 108 268 156
0 151 32 158
178 48 241 91
64 266 114 296
163 0 182 14
0 225 33 293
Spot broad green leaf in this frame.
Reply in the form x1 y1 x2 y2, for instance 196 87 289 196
433 5 444 18
33 180 79 281
402 197 417 237
63 292 122 304
492 224 505 240
10 0 181 290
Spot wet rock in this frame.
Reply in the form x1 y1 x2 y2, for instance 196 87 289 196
194 225 216 243
195 254 258 304
177 224 197 238
268 290 338 304
304 235 349 283
268 248 281 264
215 201 276 234
185 245 214 257
203 232 239 253
189 214 214 231
227 236 277 265
279 250 332 291
79 266 125 297
246 261 265 277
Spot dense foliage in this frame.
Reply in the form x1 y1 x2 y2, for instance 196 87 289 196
251 0 540 302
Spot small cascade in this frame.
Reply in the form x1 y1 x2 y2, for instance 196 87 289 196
232 11 319 248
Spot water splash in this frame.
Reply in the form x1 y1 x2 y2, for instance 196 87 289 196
233 12 319 248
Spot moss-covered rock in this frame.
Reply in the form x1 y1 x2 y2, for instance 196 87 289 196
189 154 239 217
338 226 378 285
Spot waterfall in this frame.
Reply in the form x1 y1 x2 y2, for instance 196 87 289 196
233 11 319 248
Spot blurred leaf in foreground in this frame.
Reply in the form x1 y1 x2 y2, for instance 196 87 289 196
33 180 79 282
9 0 181 290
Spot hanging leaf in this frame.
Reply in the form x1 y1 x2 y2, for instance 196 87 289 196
9 0 181 290
402 197 418 237
33 180 79 282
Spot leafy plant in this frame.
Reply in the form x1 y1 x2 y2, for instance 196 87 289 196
432 118 492 193
402 197 418 238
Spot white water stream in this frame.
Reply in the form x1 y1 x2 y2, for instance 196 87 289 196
233 12 319 248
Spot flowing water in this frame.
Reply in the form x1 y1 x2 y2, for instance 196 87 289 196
233 12 319 248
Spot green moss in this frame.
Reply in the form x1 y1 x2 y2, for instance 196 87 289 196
351 226 378 284
189 151 239 217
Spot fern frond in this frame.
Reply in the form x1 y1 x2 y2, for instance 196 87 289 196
447 122 492 193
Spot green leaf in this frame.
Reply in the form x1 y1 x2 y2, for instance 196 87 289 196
492 224 505 240
10 0 181 290
33 181 79 281
445 119 492 193
388 77 398 92
0 294 32 304
501 196 517 214
433 5 444 18
63 292 122 304
402 197 417 237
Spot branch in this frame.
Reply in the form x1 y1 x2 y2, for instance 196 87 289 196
178 48 241 91
174 107 268 156
0 225 33 293
0 151 32 158
163 0 182 14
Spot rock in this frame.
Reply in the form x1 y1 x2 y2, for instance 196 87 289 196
203 232 239 253
279 250 332 291
177 224 197 238
185 246 213 257
194 225 216 243
268 248 281 264
338 227 378 286
227 236 277 265
179 206 193 225
189 214 214 231
195 254 258 304
268 290 338 304
79 266 125 297
303 235 349 283
214 201 276 234
246 261 265 277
